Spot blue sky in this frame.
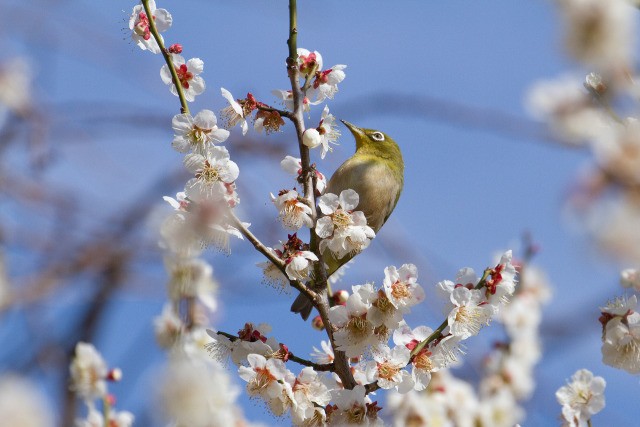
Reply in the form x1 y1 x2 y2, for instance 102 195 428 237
1 0 639 425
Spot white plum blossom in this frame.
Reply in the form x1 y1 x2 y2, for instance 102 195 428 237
599 295 640 374
327 385 382 426
238 353 289 401
434 266 479 300
220 88 248 135
172 110 230 155
393 323 455 391
285 250 318 281
297 48 347 104
601 317 640 374
316 189 375 259
526 75 606 143
153 303 184 349
69 342 108 404
270 190 313 231
163 255 217 310
280 155 327 194
314 64 347 103
160 55 205 102
290 367 331 425
158 356 244 427
365 345 413 392
317 105 340 158
206 323 278 367
446 287 494 340
256 249 288 291
382 264 425 313
329 287 377 358
129 0 172 54
620 268 640 291
482 250 517 308
556 369 606 426
310 340 335 364
183 146 239 203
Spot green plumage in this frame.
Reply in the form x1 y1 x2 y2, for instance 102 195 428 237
291 120 405 320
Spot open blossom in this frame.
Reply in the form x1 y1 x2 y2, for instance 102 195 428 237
172 110 230 155
238 353 289 401
317 105 340 158
290 367 331 425
161 196 244 255
482 250 517 308
329 287 377 358
183 146 239 203
161 55 205 102
297 48 347 104
382 264 425 314
153 303 184 349
365 345 413 392
559 0 634 72
280 155 327 194
69 342 108 404
327 385 382 426
158 356 243 427
316 189 375 259
310 340 335 364
556 369 606 426
270 189 313 231
393 323 456 391
599 295 640 374
206 323 278 367
163 255 217 310
220 88 248 135
446 287 494 340
129 0 172 54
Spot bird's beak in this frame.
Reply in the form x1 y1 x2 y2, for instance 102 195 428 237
340 120 365 138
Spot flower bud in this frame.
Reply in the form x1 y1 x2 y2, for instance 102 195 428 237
169 43 183 54
302 128 321 149
107 368 122 382
312 315 324 331
333 289 349 305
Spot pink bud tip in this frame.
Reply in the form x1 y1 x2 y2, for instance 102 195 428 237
168 44 183 54
333 290 349 305
312 315 324 331
105 394 116 406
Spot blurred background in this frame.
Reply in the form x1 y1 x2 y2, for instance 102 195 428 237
0 0 638 425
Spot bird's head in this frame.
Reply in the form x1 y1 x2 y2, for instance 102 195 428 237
341 120 403 165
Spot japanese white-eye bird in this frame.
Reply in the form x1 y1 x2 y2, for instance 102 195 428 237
291 120 404 320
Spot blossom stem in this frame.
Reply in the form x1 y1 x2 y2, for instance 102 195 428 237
227 210 314 299
141 0 190 115
287 353 334 372
409 268 492 359
286 0 355 391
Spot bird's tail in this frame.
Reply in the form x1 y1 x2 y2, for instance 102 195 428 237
290 293 314 321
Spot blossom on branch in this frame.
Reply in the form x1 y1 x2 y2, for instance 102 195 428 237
129 0 172 54
556 369 606 427
161 55 205 102
172 110 230 155
316 189 375 259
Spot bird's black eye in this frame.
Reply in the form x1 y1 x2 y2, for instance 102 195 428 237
370 132 385 142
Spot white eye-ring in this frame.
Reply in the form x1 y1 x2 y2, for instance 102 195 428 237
371 132 385 141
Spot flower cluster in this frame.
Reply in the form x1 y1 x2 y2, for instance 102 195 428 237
387 251 551 427
69 342 133 426
526 0 640 262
